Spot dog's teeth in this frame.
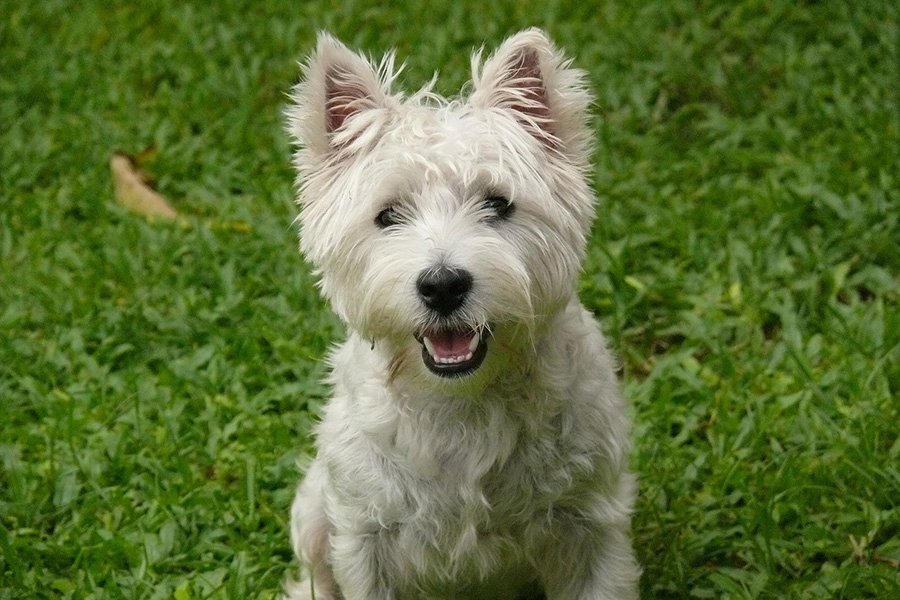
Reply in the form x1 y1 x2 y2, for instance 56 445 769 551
468 333 480 352
422 336 436 357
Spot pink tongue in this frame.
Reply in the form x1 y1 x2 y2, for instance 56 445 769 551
429 330 473 359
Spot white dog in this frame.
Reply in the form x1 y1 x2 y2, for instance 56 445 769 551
283 29 640 600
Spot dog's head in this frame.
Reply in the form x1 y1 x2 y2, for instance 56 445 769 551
287 29 596 385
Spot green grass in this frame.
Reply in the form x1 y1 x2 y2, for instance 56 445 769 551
1 0 898 598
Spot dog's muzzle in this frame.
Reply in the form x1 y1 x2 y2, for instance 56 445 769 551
414 266 488 377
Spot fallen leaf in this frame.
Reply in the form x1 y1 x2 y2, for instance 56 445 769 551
110 152 177 219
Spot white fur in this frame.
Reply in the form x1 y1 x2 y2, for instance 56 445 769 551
284 29 640 599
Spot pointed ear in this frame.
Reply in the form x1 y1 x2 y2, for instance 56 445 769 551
470 29 593 162
287 33 393 159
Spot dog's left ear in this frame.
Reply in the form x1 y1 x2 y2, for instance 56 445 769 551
470 29 593 163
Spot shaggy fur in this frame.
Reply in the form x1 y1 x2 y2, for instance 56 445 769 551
283 29 640 599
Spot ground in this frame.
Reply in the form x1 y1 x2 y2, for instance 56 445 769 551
1 1 898 598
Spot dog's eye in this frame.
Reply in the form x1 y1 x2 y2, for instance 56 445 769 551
375 206 403 229
483 195 514 221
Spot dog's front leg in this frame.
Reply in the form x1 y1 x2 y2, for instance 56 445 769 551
330 530 396 600
537 519 640 600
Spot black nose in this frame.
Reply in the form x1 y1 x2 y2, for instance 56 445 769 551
416 267 473 316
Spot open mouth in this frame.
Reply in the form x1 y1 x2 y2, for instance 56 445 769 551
416 328 488 378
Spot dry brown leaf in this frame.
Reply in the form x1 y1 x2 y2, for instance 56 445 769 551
110 152 177 219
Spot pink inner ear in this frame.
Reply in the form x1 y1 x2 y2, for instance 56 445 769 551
325 66 366 133
507 48 551 124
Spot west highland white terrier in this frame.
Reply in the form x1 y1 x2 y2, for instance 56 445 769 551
283 29 640 600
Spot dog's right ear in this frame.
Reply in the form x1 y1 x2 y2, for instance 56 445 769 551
287 33 395 160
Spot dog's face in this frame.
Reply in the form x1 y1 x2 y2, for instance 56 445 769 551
288 30 597 385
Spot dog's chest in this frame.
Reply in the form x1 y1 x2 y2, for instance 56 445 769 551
390 398 565 505
389 405 563 527
378 415 561 598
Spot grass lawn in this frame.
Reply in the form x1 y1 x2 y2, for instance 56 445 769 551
1 0 898 598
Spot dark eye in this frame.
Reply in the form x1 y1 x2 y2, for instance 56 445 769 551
375 206 403 229
483 195 514 221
